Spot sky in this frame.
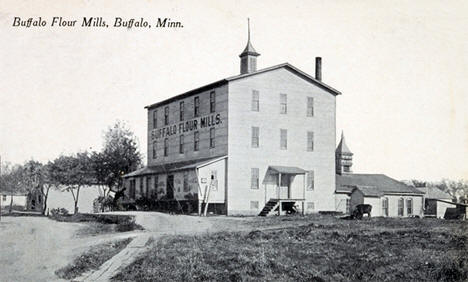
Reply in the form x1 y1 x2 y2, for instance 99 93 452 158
0 0 467 181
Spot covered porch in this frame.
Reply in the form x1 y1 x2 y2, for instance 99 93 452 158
260 165 307 216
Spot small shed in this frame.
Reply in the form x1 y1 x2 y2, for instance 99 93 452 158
416 186 454 218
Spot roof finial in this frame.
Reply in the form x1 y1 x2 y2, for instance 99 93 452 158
247 18 250 42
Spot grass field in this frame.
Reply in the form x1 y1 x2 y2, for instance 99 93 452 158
112 215 467 282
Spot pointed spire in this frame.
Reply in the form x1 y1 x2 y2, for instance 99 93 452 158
239 18 260 57
336 131 352 154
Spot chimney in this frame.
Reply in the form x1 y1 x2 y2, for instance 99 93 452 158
315 57 322 81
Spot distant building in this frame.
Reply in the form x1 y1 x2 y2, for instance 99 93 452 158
416 186 454 218
122 24 341 215
0 192 27 211
335 133 425 217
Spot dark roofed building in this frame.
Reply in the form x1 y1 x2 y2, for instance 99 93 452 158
335 134 424 217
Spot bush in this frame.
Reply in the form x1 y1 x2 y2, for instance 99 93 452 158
50 207 69 217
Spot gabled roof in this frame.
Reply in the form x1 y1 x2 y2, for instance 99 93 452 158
145 63 341 110
416 186 453 200
123 155 227 178
352 185 384 197
336 132 352 154
336 174 424 196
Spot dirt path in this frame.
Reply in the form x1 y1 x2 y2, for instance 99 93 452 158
0 217 90 282
78 233 152 281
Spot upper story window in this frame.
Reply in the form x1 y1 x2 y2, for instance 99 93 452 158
210 91 216 113
164 106 169 125
210 128 215 148
180 101 184 121
280 129 287 150
307 170 314 190
307 131 314 152
251 168 259 189
194 96 200 117
307 97 314 117
251 90 259 111
251 126 259 148
152 141 157 159
194 131 199 151
153 110 157 129
179 135 184 154
164 138 169 156
280 93 287 114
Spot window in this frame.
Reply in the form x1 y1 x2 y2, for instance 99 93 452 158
153 110 157 129
307 97 314 117
307 170 314 190
250 201 259 210
194 131 199 151
210 128 215 148
251 126 259 148
346 199 351 214
280 129 287 150
139 178 144 196
344 165 351 173
211 170 218 191
180 101 184 121
280 93 287 114
183 172 189 192
164 106 169 125
307 202 315 210
194 96 200 117
152 141 157 159
154 175 158 194
251 168 259 189
130 179 136 199
164 138 169 156
146 177 151 198
407 198 413 216
179 135 184 154
382 197 389 216
251 90 259 111
307 131 314 151
210 91 216 113
398 198 404 216
2 195 7 201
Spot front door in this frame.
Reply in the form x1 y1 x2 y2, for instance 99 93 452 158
279 174 290 199
167 175 174 199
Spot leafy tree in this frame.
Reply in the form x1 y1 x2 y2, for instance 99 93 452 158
435 179 468 201
98 121 142 197
0 164 26 213
49 153 94 214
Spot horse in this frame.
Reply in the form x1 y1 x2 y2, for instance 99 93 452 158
352 204 372 219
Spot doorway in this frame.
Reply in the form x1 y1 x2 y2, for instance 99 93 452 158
166 175 174 199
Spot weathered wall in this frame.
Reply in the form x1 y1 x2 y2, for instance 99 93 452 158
335 193 350 214
227 68 337 215
147 84 229 166
197 158 226 204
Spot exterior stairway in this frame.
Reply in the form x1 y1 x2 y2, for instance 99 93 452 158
258 199 279 216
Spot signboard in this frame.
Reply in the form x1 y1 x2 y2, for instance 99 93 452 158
151 113 222 140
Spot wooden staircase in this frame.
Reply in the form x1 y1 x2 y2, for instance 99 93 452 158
258 199 279 216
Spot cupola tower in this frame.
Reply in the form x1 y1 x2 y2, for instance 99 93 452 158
239 18 260 74
336 132 353 175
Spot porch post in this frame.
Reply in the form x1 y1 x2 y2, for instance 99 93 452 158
278 173 282 215
302 174 306 215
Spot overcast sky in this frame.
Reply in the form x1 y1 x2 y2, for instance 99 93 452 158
1 0 467 181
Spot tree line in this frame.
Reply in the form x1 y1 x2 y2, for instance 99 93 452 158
0 121 142 214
